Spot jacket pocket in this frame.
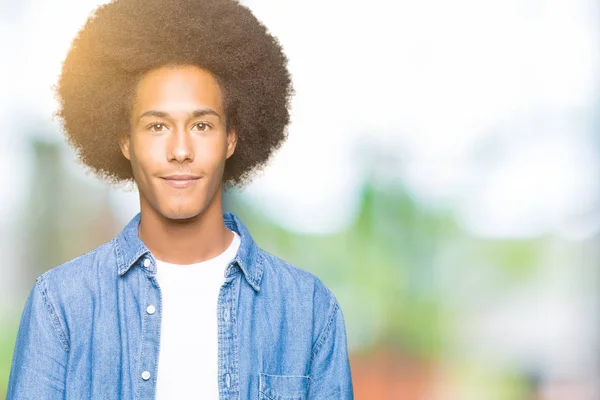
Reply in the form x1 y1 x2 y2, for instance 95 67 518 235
258 373 310 400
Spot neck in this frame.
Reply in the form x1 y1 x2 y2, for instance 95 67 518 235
137 188 233 265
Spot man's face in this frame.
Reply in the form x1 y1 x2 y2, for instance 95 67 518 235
119 65 237 220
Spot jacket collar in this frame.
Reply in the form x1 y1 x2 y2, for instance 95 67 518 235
114 211 263 291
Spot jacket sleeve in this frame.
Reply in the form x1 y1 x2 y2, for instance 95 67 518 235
7 275 69 400
308 299 354 399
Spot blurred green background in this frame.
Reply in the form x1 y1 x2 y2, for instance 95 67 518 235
1 0 599 398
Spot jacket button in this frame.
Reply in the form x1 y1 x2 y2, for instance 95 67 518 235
146 305 156 315
143 258 151 267
141 371 151 380
225 373 231 387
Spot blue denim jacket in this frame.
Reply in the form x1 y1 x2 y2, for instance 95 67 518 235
7 212 353 399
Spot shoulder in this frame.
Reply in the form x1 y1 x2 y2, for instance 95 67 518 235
258 248 337 304
25 238 118 347
36 238 118 303
40 238 117 280
257 248 341 338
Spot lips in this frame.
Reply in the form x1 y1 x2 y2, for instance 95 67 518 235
162 174 200 180
161 175 200 188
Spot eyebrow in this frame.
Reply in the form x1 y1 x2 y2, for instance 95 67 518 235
136 108 222 123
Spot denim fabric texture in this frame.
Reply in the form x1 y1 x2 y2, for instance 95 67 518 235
7 212 354 399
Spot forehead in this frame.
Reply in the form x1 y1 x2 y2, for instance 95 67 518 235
132 65 224 114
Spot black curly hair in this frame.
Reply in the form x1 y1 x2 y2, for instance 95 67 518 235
55 0 293 189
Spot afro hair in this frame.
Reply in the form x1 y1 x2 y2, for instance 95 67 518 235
55 0 293 189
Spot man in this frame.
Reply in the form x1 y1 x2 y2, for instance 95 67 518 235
7 0 354 398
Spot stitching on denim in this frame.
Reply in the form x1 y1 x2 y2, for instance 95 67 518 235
37 275 70 353
134 274 149 400
114 237 125 275
259 389 277 400
217 280 228 398
261 373 311 379
259 373 311 400
123 247 149 277
230 276 240 397
310 299 339 364
151 274 163 398
237 250 262 292
253 251 265 290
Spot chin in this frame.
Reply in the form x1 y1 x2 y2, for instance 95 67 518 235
169 210 204 221
158 204 206 221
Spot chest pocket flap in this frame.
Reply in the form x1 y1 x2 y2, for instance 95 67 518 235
259 373 310 400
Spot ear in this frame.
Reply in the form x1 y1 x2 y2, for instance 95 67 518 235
226 128 238 159
119 131 131 161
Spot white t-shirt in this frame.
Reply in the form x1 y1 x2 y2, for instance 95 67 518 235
154 230 241 399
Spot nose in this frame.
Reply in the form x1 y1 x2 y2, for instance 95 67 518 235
168 128 194 163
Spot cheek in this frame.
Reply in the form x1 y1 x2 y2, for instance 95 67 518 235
195 137 228 168
130 140 162 175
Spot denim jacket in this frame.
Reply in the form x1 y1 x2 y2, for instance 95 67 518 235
7 212 354 399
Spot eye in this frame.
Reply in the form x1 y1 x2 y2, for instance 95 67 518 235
193 122 211 131
147 122 167 132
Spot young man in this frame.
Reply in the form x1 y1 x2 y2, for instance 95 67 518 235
7 0 353 399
